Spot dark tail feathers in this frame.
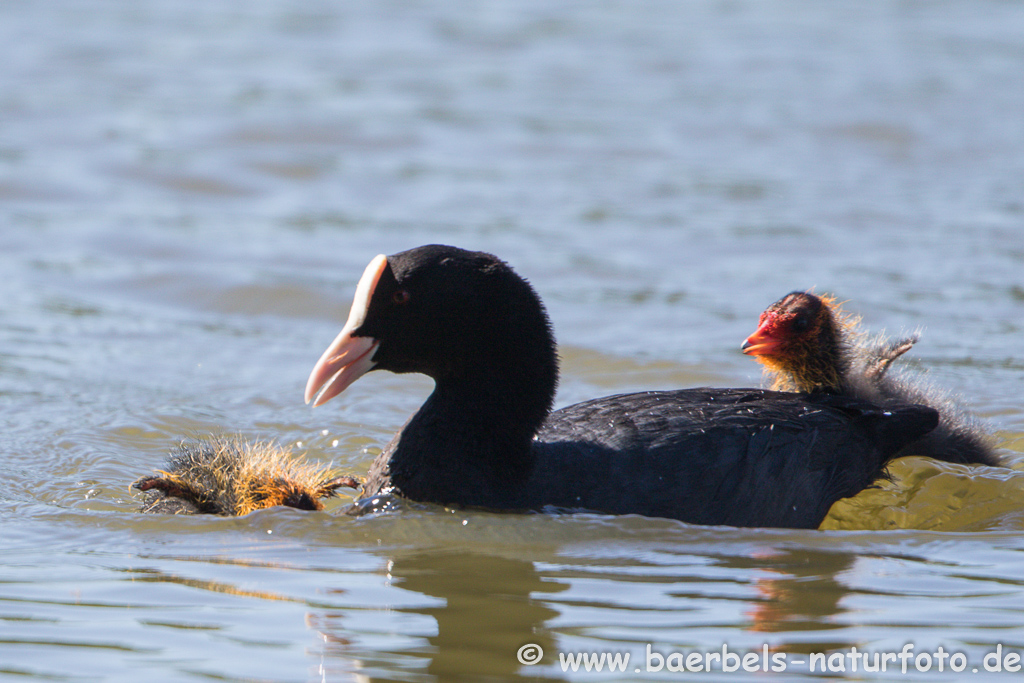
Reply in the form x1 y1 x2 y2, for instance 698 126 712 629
864 403 939 456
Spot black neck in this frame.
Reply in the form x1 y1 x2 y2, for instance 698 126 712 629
359 253 560 508
381 345 557 508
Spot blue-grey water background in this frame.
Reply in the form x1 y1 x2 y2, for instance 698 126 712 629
3 1 1024 680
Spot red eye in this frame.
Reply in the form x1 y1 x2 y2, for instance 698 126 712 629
393 289 410 305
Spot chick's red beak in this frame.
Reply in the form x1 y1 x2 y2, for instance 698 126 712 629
304 254 388 407
741 318 784 356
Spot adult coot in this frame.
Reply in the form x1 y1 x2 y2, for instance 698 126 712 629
306 246 938 528
742 291 999 467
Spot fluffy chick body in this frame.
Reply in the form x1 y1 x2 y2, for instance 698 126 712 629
134 437 359 515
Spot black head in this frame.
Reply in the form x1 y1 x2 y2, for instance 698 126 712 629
360 246 546 378
305 245 559 420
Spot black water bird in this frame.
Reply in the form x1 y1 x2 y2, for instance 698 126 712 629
305 245 938 528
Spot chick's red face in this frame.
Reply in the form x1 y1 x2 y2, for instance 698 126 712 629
742 312 789 356
742 293 821 358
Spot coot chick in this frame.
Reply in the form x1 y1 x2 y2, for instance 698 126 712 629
742 291 999 467
134 437 360 515
741 291 917 393
305 245 938 528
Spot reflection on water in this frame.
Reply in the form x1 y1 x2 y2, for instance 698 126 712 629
313 551 564 680
6 507 1024 680
2 0 1024 680
825 457 1024 532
